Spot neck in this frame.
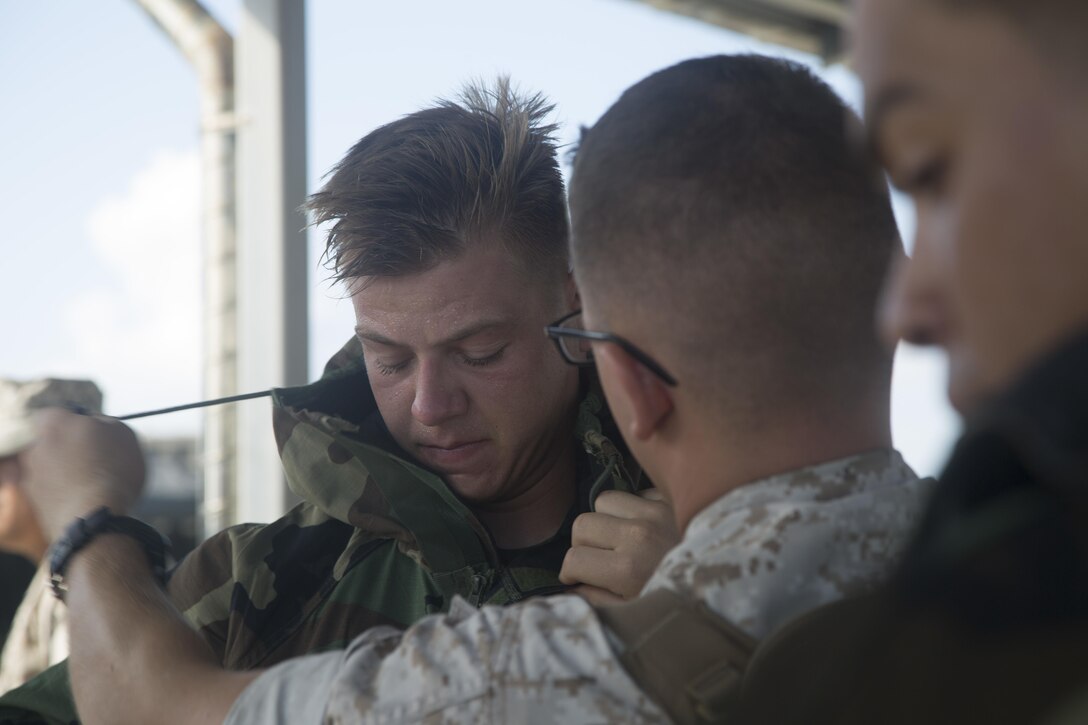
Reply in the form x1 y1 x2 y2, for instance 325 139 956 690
471 435 578 549
664 397 892 533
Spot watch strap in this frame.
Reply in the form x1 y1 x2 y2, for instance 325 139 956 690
49 506 171 600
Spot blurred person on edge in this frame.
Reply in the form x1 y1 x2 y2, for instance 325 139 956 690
736 2 1088 723
0 379 135 693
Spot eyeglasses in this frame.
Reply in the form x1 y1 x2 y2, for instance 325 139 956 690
545 310 678 387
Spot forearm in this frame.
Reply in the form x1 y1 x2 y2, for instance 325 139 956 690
64 534 257 725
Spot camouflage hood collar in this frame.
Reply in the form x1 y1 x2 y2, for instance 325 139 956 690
270 338 640 573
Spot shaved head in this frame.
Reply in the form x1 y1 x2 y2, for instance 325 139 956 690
570 55 900 425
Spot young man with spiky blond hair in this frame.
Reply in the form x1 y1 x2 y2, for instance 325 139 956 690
0 80 676 724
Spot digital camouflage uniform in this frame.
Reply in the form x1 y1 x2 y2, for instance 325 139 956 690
224 448 932 724
0 339 641 724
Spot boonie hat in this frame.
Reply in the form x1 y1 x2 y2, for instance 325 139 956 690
0 379 103 458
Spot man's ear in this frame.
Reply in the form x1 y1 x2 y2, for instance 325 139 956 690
595 344 674 441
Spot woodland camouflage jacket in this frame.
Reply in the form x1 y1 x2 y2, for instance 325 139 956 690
0 339 642 724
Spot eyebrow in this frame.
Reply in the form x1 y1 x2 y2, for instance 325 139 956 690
864 82 922 163
354 318 515 349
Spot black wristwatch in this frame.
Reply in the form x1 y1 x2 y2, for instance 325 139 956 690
48 507 171 601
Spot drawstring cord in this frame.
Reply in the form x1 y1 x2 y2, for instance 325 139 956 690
114 390 272 420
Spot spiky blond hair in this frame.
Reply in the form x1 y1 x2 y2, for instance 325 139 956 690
308 77 568 284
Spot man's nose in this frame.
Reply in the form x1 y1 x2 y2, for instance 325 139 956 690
879 240 946 349
411 359 468 427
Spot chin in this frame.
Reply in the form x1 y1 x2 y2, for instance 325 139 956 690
946 360 977 414
947 385 973 418
442 472 502 504
947 363 997 419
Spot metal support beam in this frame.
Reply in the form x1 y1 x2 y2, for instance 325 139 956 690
632 0 848 61
235 0 308 523
132 0 237 539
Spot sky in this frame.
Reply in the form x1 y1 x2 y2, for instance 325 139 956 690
0 0 959 477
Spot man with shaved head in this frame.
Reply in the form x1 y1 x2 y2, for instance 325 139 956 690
13 56 933 724
568 54 907 536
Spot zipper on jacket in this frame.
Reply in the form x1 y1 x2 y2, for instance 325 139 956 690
468 573 488 607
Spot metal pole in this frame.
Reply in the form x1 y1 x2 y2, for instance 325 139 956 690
132 0 237 537
235 0 309 523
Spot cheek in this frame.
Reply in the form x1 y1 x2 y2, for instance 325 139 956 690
938 116 1085 405
367 377 416 436
950 135 1054 340
468 347 578 430
952 150 1024 286
931 166 1016 399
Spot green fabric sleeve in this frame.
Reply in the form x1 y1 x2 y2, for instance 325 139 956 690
0 660 78 725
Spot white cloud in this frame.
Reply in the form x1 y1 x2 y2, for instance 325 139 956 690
55 150 202 436
87 151 200 302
